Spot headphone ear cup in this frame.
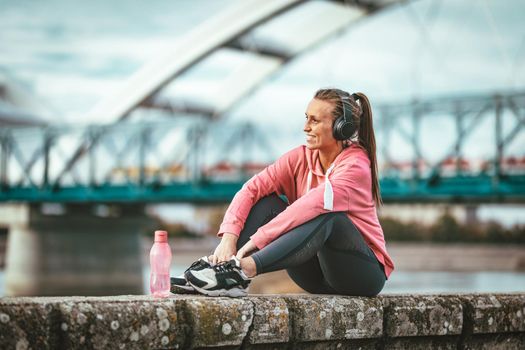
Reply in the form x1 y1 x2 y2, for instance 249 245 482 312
341 120 357 139
333 117 356 140
333 95 358 140
332 116 346 140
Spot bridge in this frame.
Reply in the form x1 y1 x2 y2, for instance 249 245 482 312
2 0 524 204
0 0 524 298
1 90 524 204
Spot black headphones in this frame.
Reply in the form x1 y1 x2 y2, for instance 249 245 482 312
332 93 359 141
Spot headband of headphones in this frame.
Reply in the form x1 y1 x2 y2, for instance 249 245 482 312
333 92 359 140
340 93 360 121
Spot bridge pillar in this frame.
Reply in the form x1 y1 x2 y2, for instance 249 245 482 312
1 203 150 296
464 204 479 225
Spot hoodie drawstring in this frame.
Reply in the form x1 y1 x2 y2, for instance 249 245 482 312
306 171 312 193
323 164 335 211
305 164 335 211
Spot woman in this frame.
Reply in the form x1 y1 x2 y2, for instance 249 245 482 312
172 88 394 297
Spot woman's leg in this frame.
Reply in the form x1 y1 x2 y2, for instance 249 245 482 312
235 194 337 293
236 194 288 250
234 194 386 296
285 256 338 294
250 212 386 296
318 214 386 296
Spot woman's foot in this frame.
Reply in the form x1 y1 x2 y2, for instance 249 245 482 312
170 256 212 294
185 256 251 297
240 256 257 278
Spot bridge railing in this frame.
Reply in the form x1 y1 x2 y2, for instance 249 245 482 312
0 91 524 203
376 91 525 180
0 119 275 189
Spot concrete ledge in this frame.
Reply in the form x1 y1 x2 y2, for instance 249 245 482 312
1 293 524 349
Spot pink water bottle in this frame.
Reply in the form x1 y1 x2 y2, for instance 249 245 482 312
150 230 172 297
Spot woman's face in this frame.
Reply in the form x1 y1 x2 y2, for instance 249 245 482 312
304 98 339 151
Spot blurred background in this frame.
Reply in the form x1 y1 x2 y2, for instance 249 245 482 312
0 0 524 296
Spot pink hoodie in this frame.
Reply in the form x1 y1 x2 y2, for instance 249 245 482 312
218 143 394 278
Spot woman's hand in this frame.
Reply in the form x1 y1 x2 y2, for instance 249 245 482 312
236 239 257 260
210 233 238 264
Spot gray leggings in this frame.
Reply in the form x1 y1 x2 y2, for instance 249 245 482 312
237 194 386 296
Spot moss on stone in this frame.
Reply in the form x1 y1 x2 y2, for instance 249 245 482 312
1 293 525 349
185 297 253 348
381 295 463 337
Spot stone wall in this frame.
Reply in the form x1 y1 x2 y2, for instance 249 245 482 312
1 293 524 349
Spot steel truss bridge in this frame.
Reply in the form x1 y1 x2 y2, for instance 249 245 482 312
1 90 524 204
0 0 523 203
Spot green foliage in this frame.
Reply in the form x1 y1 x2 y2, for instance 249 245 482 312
381 213 525 244
429 213 460 242
379 217 427 241
484 221 525 244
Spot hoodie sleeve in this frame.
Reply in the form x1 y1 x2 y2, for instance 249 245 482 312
217 146 302 237
249 155 371 249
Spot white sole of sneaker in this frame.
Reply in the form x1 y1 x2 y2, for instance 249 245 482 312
189 282 248 297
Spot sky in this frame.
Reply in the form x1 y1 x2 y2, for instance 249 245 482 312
0 0 523 120
0 0 524 225
1 0 523 162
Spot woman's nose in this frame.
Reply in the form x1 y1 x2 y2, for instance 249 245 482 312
303 121 310 132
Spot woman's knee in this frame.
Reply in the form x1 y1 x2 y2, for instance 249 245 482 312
237 194 288 248
253 193 287 212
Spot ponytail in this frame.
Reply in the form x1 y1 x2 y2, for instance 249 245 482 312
355 92 382 206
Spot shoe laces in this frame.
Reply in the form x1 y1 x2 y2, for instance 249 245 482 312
186 257 208 272
212 260 238 275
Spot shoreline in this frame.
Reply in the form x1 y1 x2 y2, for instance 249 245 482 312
143 238 525 272
1 235 523 271
143 238 525 294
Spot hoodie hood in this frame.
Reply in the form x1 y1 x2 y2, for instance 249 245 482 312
305 143 363 175
305 149 325 177
304 144 362 210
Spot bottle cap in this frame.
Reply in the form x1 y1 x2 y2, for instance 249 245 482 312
154 230 168 243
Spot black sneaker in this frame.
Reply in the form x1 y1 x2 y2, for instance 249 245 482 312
185 256 251 297
170 256 212 294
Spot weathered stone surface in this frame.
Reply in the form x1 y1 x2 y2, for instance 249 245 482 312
290 339 378 350
283 294 382 342
382 295 463 337
57 295 187 350
462 333 525 350
459 294 525 334
0 297 60 349
184 295 253 348
385 336 458 350
245 339 378 350
243 344 288 350
248 296 289 344
2 293 525 349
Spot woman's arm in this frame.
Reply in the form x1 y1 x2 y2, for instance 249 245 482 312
211 147 302 262
247 157 372 251
217 146 301 237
